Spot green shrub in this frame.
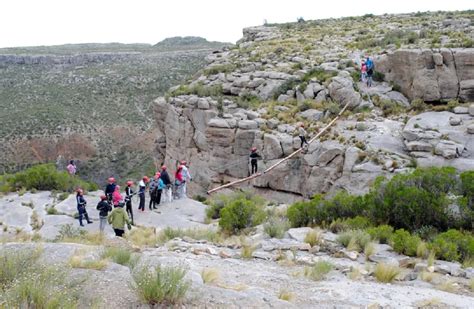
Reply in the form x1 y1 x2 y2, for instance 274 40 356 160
390 229 421 256
132 265 190 305
372 71 385 82
219 192 266 233
343 216 372 230
366 225 394 244
0 248 42 289
203 64 236 76
302 68 336 83
460 171 474 208
102 247 133 266
304 261 332 281
264 217 290 238
287 195 323 227
430 229 474 262
1 164 97 193
410 99 428 112
337 230 371 252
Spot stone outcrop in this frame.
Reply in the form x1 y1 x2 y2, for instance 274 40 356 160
376 49 474 102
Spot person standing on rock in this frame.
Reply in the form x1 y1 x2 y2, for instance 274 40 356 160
105 177 116 204
298 124 309 149
174 165 184 199
249 147 261 175
360 60 367 83
160 165 172 203
365 56 374 87
112 185 123 207
155 172 165 207
180 160 192 198
76 189 92 227
96 195 112 232
125 181 135 224
148 175 158 210
67 160 76 176
138 176 149 211
107 201 131 237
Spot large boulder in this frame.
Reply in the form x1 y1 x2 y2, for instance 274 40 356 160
328 76 361 109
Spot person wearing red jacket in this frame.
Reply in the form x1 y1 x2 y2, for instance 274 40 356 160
112 185 123 207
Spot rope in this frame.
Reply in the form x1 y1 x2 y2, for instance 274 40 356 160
207 101 351 194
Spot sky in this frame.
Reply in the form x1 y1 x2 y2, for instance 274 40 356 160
0 0 472 48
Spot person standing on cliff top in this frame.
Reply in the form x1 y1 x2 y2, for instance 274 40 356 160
67 160 76 175
138 176 149 211
180 161 192 198
76 188 92 227
160 165 172 203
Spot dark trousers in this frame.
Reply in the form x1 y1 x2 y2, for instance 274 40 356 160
251 159 258 174
300 136 308 148
114 229 124 237
126 200 134 224
139 193 145 211
156 190 162 205
149 190 157 209
78 207 91 226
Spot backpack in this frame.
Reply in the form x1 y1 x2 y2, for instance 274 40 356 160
366 59 374 71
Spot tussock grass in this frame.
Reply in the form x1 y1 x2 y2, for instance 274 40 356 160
374 263 400 283
201 268 220 285
132 265 190 305
264 217 289 239
69 255 108 270
469 278 474 292
437 280 458 293
337 230 371 252
158 227 223 244
126 227 159 247
304 229 322 247
364 242 377 260
416 241 429 258
427 251 436 267
348 267 362 280
278 288 295 301
0 247 43 289
304 261 333 281
55 224 104 245
420 271 435 283
241 244 256 259
101 247 133 266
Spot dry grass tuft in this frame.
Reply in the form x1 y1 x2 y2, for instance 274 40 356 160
201 268 220 285
278 288 295 301
304 229 322 247
373 263 400 283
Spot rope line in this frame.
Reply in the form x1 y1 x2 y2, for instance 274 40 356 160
206 101 351 194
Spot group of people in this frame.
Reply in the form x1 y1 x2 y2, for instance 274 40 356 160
360 56 374 87
75 160 192 237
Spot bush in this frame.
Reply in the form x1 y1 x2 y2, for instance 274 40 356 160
372 71 385 82
337 230 371 252
410 99 428 112
219 192 266 233
1 164 98 193
366 225 394 244
287 195 323 227
132 265 190 305
102 247 133 266
0 248 42 289
264 217 289 238
430 229 474 262
390 229 421 256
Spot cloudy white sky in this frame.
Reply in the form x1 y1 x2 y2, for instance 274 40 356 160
0 0 472 48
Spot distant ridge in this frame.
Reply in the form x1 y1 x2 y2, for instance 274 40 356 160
154 36 231 51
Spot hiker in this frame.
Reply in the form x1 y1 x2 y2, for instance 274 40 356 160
66 160 76 176
148 175 158 210
107 201 131 237
365 56 374 87
125 181 135 224
249 147 261 175
160 165 172 203
360 60 367 83
174 165 184 199
298 124 309 148
112 185 123 207
96 195 112 232
104 177 116 204
76 189 92 226
155 172 165 206
180 160 192 198
138 176 149 211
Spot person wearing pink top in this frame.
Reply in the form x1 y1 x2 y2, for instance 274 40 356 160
361 61 367 83
66 160 76 175
112 185 123 207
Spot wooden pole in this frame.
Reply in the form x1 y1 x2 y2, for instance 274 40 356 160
206 102 350 194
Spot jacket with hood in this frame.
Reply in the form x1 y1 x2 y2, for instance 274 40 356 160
160 170 171 185
97 200 112 217
112 190 123 206
108 207 130 230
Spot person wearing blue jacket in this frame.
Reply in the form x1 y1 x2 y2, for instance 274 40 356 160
76 189 92 226
365 56 374 87
155 172 165 206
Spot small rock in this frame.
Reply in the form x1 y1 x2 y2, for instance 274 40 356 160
197 98 210 109
206 247 218 255
449 116 462 126
469 104 474 116
402 272 418 281
467 124 474 134
219 250 232 259
341 250 358 261
414 262 427 272
453 106 468 114
287 227 313 243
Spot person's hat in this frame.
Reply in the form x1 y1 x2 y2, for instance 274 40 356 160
251 147 257 152
126 180 133 186
154 174 160 180
100 195 107 200
161 165 167 170
143 176 149 182
76 188 83 194
108 177 115 183
181 160 187 165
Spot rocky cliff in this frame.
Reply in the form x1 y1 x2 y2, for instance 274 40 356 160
152 12 474 200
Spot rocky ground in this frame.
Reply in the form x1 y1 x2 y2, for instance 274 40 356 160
1 191 473 308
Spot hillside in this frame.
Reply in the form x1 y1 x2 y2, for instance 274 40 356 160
0 39 230 182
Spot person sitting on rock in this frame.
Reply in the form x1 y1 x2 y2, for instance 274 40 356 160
249 147 262 175
105 177 116 204
298 124 309 149
160 165 172 203
125 181 135 224
112 185 123 207
148 175 158 210
76 188 92 226
138 176 149 211
108 201 131 237
96 195 112 232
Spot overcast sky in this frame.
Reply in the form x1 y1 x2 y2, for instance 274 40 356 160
0 0 472 48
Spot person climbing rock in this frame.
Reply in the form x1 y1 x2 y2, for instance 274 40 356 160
365 56 374 87
148 175 158 210
180 160 192 198
107 201 131 237
160 165 172 203
125 181 135 224
112 185 123 207
96 195 112 232
105 177 116 204
66 160 76 176
76 188 92 226
174 165 184 199
298 124 309 149
249 147 261 175
155 172 165 206
138 176 148 211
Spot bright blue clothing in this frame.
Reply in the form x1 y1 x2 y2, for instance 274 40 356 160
157 178 165 190
366 58 374 70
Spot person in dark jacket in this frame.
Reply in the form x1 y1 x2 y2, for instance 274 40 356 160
160 165 172 203
96 195 112 232
249 147 261 175
148 176 158 210
76 189 92 226
105 177 116 204
125 180 135 224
